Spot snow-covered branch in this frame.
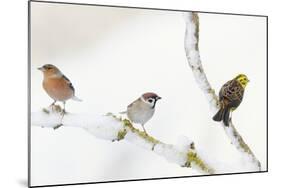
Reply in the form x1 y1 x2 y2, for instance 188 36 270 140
32 106 214 174
183 12 261 171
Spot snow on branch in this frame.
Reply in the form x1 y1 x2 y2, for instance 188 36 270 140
32 106 215 174
183 12 261 170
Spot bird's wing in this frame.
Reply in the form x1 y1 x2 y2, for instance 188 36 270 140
127 98 141 109
220 79 244 107
219 80 232 100
62 75 75 92
230 80 244 102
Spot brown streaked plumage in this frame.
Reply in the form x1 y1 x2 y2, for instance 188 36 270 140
213 74 249 126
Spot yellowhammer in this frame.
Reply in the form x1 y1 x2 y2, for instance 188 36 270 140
213 74 249 126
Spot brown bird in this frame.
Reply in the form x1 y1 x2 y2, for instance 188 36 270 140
213 74 249 126
38 64 82 128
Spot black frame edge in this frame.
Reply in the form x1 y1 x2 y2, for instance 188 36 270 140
28 1 31 188
29 0 267 17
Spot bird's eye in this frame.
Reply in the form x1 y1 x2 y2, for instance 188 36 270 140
148 99 153 103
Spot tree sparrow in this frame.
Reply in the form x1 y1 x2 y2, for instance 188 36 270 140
123 92 161 134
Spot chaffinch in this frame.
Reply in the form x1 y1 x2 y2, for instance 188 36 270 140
38 64 82 122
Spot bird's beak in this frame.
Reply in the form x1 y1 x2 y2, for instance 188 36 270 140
157 96 162 100
37 67 44 71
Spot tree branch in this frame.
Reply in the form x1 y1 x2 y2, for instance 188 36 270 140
31 106 214 174
183 12 261 170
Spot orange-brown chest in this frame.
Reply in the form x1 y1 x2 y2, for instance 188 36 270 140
43 78 73 101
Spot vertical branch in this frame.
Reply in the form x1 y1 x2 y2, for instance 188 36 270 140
183 13 220 112
183 12 261 170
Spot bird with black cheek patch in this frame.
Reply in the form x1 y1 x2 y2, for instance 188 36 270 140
122 92 161 134
38 64 82 129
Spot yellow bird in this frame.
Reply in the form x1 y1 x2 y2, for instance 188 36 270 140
213 74 249 126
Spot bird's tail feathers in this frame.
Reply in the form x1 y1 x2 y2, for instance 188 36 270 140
222 107 230 127
212 108 224 122
72 96 82 102
213 106 231 127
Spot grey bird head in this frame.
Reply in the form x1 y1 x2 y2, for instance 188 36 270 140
38 64 62 77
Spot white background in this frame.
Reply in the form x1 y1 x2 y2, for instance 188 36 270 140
30 2 266 186
0 0 279 188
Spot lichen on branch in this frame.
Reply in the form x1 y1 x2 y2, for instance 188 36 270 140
31 106 214 174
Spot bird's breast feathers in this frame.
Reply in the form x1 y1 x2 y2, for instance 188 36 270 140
220 80 244 101
43 77 74 101
127 99 155 124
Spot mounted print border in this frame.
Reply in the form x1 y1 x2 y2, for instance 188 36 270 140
28 0 268 187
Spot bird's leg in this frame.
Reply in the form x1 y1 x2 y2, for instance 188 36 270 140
54 102 66 130
61 101 66 115
51 100 56 106
141 124 148 135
